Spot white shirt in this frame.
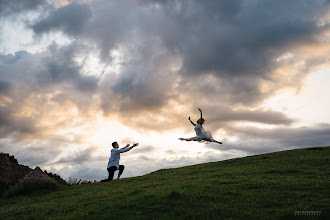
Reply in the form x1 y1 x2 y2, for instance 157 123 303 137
107 148 131 168
194 124 213 140
194 124 205 136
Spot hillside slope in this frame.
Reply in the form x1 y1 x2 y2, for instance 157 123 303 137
0 146 329 219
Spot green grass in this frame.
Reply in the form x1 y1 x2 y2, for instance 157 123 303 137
1 146 329 219
5 179 59 198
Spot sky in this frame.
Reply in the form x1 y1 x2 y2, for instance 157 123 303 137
0 0 330 181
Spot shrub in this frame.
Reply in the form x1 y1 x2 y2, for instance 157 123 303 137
6 179 59 197
67 178 91 186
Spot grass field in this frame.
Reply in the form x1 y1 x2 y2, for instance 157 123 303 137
0 146 329 219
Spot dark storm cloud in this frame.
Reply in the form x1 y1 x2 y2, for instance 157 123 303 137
0 80 10 93
87 0 329 114
101 67 175 114
39 43 98 92
135 0 329 108
205 123 330 155
0 45 98 93
149 0 328 77
31 2 92 36
223 109 295 125
27 0 330 113
0 139 66 168
0 107 38 139
1 0 328 135
0 50 29 64
84 0 138 60
229 123 330 141
0 44 99 139
98 38 180 119
204 106 295 126
0 0 45 17
54 146 104 165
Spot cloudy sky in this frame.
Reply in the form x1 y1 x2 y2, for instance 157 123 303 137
1 0 330 181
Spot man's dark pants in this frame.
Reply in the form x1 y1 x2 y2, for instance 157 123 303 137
101 165 124 182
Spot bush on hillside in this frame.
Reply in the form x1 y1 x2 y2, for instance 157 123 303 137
67 177 91 186
5 179 59 197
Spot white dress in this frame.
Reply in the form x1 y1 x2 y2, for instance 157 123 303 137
193 124 214 141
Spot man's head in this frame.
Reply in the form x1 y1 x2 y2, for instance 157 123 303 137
112 142 119 148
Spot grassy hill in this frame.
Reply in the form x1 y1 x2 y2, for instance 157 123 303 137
0 146 329 219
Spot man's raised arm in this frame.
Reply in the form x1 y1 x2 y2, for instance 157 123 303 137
122 144 130 149
119 143 139 153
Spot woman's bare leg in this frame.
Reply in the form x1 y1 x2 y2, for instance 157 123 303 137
212 139 222 144
179 138 193 141
205 137 222 144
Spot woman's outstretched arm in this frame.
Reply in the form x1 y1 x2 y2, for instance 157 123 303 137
198 108 202 120
188 116 196 126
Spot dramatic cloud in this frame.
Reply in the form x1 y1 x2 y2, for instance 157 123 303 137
54 146 103 165
0 44 99 140
28 0 330 111
0 0 45 17
31 2 92 36
229 123 330 144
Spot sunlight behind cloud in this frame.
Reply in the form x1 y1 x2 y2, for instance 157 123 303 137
262 67 330 127
235 122 278 129
82 116 213 160
276 52 293 62
75 49 123 77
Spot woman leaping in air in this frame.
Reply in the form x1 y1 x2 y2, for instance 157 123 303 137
179 108 222 144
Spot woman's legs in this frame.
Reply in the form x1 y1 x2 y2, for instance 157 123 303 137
179 137 221 144
179 138 195 141
204 137 222 144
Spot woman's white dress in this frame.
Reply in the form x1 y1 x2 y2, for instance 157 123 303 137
193 124 214 141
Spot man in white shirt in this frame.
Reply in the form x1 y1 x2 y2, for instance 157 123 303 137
99 141 138 182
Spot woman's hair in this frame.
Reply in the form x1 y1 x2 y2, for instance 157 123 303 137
112 142 118 147
197 118 205 124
